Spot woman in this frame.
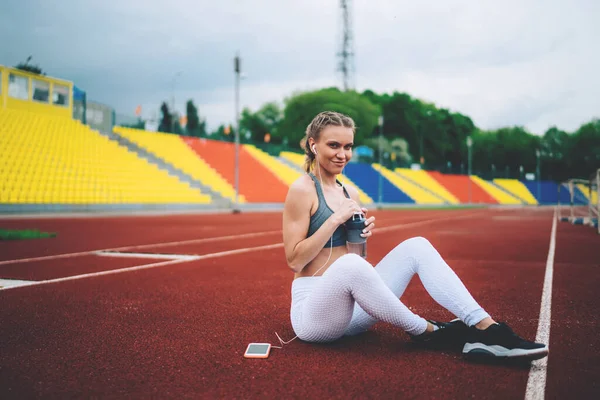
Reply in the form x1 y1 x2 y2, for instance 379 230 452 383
282 111 548 360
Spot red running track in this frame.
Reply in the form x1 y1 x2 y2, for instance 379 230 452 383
0 207 598 399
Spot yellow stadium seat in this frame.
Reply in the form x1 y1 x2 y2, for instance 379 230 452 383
0 108 213 205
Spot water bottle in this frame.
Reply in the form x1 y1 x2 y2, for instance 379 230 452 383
344 212 367 258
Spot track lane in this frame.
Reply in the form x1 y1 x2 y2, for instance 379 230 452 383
0 208 558 399
545 221 600 399
0 254 159 281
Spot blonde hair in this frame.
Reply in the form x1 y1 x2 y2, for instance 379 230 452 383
300 111 356 173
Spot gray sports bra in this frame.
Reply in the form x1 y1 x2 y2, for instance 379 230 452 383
306 173 350 248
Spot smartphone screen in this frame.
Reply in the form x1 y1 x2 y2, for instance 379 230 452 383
246 344 270 355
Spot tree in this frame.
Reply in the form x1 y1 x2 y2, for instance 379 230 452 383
364 136 412 167
569 119 600 179
390 138 412 166
158 102 173 133
239 102 283 143
540 126 570 180
173 119 184 135
186 100 206 137
279 87 381 149
210 124 234 142
123 119 145 130
470 126 539 179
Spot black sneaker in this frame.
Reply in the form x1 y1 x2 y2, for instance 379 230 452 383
462 322 548 360
410 318 469 349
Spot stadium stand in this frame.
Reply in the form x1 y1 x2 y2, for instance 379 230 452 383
521 180 576 205
0 108 211 204
492 179 538 205
0 64 574 210
113 126 243 203
184 137 288 203
280 151 305 168
243 144 301 185
470 176 523 205
344 163 414 203
395 168 460 204
372 164 446 204
576 183 598 205
427 171 497 204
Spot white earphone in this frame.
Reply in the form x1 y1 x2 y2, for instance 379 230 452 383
312 145 317 154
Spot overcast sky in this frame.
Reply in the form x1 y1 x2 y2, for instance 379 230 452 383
1 0 598 134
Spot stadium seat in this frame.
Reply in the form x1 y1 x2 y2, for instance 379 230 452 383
0 108 211 205
114 127 244 203
185 137 288 203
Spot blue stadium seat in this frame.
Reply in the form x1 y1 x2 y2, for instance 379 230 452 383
520 181 585 205
343 163 414 203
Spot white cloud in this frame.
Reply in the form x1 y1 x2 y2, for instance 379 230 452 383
1 0 598 134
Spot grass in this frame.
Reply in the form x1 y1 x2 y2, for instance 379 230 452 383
0 229 57 240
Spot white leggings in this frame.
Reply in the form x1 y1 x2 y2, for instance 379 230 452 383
290 237 490 343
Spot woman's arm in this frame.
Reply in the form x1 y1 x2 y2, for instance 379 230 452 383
282 181 343 273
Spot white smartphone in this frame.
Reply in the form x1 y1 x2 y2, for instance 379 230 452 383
244 343 271 359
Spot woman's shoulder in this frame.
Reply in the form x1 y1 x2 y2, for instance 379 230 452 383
284 174 318 215
288 173 316 197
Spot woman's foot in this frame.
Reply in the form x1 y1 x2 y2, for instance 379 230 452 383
410 319 469 349
462 322 548 360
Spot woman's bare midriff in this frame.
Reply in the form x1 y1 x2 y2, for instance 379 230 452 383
294 245 348 279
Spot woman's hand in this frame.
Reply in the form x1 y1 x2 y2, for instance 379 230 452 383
360 207 376 238
332 198 363 226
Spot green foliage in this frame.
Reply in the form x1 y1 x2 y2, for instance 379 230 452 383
176 85 598 181
240 102 283 143
472 126 540 179
279 87 381 148
186 100 207 137
173 119 184 135
568 119 600 179
210 124 234 142
363 91 477 170
363 136 412 167
158 102 173 133
122 119 145 130
0 229 56 240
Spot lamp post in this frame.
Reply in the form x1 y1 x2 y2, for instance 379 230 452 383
467 136 473 204
378 115 384 207
234 53 241 212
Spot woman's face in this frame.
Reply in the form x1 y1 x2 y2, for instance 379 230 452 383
313 125 354 174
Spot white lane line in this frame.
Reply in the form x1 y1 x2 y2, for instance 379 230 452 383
0 210 487 291
0 210 484 267
0 230 282 266
524 207 557 400
0 279 37 289
0 243 284 291
95 251 201 260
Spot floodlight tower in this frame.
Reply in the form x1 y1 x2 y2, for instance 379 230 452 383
338 0 355 91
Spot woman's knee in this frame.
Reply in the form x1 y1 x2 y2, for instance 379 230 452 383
395 236 433 253
326 253 373 279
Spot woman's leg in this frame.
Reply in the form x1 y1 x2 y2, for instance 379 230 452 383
292 253 429 343
345 236 490 336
